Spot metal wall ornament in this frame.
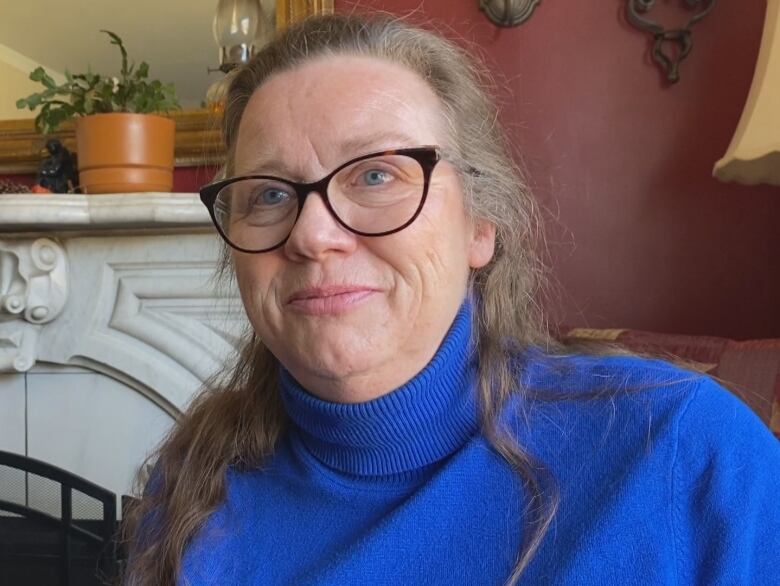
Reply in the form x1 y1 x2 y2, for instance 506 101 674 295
627 0 717 83
480 0 542 27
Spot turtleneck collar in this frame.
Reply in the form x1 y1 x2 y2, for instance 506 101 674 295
279 302 479 479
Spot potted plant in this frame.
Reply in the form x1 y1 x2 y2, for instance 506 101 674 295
17 31 180 194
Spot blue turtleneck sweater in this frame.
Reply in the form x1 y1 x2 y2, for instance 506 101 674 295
180 305 780 585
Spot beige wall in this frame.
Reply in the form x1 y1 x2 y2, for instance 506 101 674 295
0 45 64 121
0 59 44 120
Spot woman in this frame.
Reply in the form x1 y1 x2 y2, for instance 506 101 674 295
126 13 780 585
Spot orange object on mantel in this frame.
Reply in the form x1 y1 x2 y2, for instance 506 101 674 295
76 113 175 194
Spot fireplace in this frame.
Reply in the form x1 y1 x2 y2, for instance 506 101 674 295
0 193 244 570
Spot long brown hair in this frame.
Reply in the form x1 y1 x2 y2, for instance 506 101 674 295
124 13 560 585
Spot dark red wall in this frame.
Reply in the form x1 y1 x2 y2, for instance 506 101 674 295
337 0 780 339
172 166 216 192
1 166 210 193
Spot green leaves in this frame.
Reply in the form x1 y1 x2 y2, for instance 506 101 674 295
101 29 129 78
29 66 57 89
17 93 42 110
16 30 180 134
36 102 77 134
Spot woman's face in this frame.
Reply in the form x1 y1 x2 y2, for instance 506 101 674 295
231 55 495 403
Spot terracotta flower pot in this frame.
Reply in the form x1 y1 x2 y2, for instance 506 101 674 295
75 113 175 194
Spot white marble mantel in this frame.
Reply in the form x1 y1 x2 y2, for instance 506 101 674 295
0 193 248 502
0 192 212 233
0 193 245 417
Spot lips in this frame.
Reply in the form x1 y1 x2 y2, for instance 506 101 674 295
287 285 380 315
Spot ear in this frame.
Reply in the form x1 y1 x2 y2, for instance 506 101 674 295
467 218 496 269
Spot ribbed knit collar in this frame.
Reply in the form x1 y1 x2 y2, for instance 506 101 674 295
279 302 479 478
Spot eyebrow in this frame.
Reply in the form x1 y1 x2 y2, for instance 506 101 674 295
337 131 421 156
237 130 423 178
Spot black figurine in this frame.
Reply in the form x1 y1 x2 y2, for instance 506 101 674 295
37 139 78 193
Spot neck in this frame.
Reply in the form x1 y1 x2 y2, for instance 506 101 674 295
279 301 479 478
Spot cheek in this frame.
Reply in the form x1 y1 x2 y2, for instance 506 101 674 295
370 189 472 293
232 254 283 322
419 186 473 263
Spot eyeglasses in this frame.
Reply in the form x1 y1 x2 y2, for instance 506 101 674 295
199 146 442 253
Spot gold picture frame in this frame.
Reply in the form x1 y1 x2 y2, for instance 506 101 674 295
0 0 334 175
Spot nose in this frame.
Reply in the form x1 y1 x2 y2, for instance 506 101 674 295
283 191 357 261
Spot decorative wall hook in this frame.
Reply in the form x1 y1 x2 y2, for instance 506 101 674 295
627 0 717 83
480 0 542 27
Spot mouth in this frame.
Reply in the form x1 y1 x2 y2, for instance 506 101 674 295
286 285 380 315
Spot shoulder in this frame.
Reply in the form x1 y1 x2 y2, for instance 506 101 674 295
673 371 780 482
519 350 704 396
669 370 780 582
506 351 780 581
521 350 777 444
509 351 778 466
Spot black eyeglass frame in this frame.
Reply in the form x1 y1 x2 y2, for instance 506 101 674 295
199 146 443 254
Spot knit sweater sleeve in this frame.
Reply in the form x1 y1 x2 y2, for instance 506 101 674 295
672 376 780 585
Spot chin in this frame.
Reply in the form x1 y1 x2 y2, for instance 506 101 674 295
292 328 392 382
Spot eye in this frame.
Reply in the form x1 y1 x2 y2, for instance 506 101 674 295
361 169 391 186
255 187 290 206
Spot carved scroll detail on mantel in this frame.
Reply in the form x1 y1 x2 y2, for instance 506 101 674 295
0 238 68 372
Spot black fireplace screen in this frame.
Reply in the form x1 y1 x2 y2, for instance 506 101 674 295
0 450 120 586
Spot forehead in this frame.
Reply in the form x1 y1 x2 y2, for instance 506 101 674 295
233 54 448 176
